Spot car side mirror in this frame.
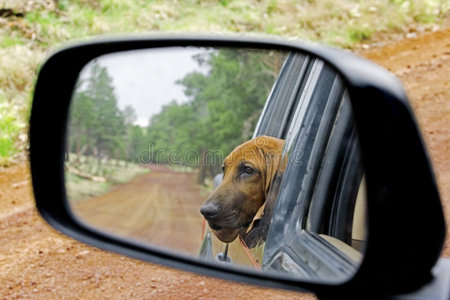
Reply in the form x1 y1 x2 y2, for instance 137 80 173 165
29 36 445 299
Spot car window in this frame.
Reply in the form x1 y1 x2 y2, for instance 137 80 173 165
306 93 365 249
259 62 366 280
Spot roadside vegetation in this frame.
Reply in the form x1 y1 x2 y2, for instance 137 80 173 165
0 0 448 166
65 153 149 203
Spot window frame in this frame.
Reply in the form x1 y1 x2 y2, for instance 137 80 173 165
262 57 363 280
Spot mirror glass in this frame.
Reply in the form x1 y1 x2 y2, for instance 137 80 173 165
65 46 367 283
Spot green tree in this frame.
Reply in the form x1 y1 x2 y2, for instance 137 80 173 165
179 48 286 183
143 48 286 184
69 62 126 173
68 79 95 163
129 125 146 163
118 105 138 166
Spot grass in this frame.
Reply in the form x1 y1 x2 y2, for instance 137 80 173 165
66 153 149 181
0 106 18 160
0 0 448 165
65 153 149 203
66 172 111 203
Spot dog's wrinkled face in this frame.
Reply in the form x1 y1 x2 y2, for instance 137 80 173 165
200 136 284 243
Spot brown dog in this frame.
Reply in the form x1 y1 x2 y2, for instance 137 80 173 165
200 136 285 243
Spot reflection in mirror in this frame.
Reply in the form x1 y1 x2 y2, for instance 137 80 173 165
65 46 367 283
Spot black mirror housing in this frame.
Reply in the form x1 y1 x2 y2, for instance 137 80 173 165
29 35 445 298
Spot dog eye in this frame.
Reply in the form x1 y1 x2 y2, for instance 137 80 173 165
242 166 254 174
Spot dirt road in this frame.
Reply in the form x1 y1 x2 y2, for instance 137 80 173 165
72 165 205 255
0 28 449 299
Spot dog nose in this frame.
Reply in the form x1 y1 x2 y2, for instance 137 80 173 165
200 203 220 219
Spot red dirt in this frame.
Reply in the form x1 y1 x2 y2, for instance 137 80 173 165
1 28 449 299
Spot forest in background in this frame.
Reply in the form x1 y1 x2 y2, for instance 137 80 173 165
67 48 286 184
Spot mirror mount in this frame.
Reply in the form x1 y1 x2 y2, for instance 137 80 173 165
343 84 445 293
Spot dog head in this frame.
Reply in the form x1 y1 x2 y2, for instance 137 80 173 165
200 136 285 243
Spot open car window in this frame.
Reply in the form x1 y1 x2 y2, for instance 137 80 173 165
260 62 366 280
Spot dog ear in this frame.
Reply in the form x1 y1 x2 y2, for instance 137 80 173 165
264 152 278 195
262 138 285 196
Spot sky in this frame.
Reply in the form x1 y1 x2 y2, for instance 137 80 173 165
79 47 209 127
